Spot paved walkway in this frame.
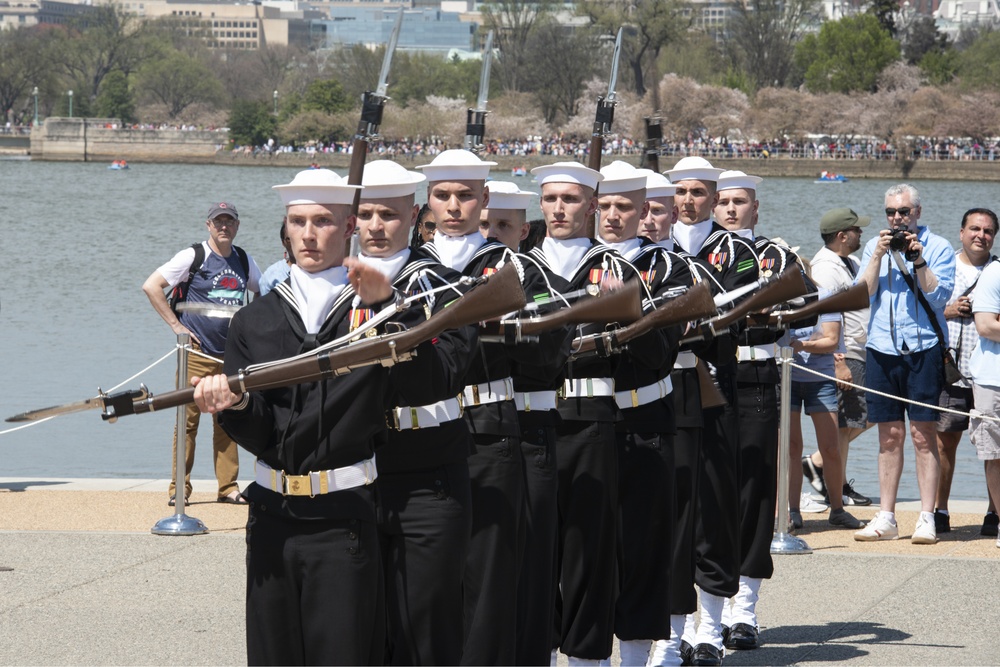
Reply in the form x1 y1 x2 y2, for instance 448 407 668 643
1 478 997 665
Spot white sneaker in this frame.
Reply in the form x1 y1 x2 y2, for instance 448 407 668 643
854 514 899 541
996 535 1000 549
911 513 938 544
800 493 829 513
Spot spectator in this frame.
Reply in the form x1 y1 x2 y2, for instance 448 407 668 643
259 218 293 296
805 208 873 507
936 208 999 533
141 202 261 505
854 184 956 545
969 256 1000 549
410 203 435 248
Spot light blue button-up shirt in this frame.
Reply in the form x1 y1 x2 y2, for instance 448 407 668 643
858 225 955 355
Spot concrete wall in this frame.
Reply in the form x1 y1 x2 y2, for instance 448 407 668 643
31 119 223 164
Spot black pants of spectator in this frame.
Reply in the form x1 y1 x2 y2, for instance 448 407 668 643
515 414 560 666
245 492 385 666
668 423 701 615
553 419 619 660
462 434 524 666
735 381 778 579
615 430 675 640
377 461 472 666
693 376 741 599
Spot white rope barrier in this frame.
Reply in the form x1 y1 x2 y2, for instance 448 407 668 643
0 347 180 437
784 358 1000 423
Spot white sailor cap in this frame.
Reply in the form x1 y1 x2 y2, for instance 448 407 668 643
717 170 763 192
636 169 677 198
415 149 497 182
272 168 362 207
599 160 647 195
663 156 724 183
530 161 603 190
485 180 536 210
359 160 426 199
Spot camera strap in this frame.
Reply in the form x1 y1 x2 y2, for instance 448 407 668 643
890 251 948 353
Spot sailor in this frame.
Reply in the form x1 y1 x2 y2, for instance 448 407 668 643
478 178 574 666
596 161 694 667
638 170 678 248
356 160 479 665
192 168 407 665
416 149 566 665
526 161 629 665
662 156 758 667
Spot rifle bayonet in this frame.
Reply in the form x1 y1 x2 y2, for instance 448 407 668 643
465 30 494 153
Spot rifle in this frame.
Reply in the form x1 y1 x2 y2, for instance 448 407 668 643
766 282 869 328
587 27 623 238
573 282 715 357
348 7 404 216
6 264 527 424
641 116 663 172
464 30 494 153
681 269 808 344
479 279 643 344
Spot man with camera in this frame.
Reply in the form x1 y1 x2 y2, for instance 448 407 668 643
855 184 956 545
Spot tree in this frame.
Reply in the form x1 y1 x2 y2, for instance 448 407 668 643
57 6 150 102
900 15 947 64
279 110 350 146
481 0 554 92
138 50 223 118
659 32 729 85
955 30 1000 91
523 21 598 125
578 0 689 98
389 53 483 106
794 14 900 93
0 26 56 125
725 0 822 91
94 70 136 123
867 0 898 38
228 100 277 146
301 79 352 114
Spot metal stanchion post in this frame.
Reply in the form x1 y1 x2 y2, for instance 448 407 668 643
152 333 208 536
771 345 812 555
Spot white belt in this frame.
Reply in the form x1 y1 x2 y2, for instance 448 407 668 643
255 457 377 497
674 351 698 369
615 377 674 410
389 397 462 430
559 377 615 399
461 378 514 406
737 344 777 362
514 390 558 412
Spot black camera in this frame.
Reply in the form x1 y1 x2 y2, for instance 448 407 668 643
889 225 920 261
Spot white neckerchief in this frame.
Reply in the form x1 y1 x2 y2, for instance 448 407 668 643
433 231 486 272
655 238 675 252
542 237 591 280
599 237 642 262
289 264 348 334
672 220 713 255
359 248 410 283
730 228 754 240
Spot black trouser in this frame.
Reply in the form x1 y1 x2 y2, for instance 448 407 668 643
462 434 524 666
553 419 618 660
693 376 741 599
377 461 472 666
735 381 778 579
668 424 701 615
615 430 675 640
515 415 559 666
245 494 384 666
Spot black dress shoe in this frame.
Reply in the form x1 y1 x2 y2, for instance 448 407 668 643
680 640 695 666
724 622 759 650
690 643 722 666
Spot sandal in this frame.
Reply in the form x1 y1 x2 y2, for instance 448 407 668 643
167 495 190 507
218 491 247 504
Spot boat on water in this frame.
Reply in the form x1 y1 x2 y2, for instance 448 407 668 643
108 160 129 170
511 167 527 177
814 170 847 183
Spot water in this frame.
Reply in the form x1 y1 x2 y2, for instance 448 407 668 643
0 160 995 503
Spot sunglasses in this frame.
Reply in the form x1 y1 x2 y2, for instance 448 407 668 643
885 207 913 217
422 221 436 230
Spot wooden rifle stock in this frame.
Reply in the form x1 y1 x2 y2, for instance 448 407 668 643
574 282 715 356
694 269 808 339
696 361 727 409
8 265 526 424
768 283 869 327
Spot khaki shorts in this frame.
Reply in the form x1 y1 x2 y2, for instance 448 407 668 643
970 383 1000 461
